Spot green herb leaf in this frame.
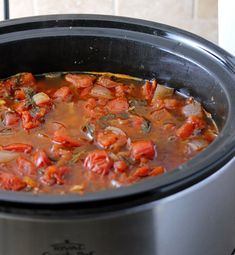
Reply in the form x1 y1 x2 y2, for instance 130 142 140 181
118 112 130 119
141 118 151 134
30 106 41 117
22 87 39 115
129 98 147 107
22 87 35 98
22 87 36 108
100 113 116 121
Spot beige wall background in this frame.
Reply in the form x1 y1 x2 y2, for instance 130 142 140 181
0 0 218 43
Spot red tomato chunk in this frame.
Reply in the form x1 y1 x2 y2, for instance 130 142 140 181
0 172 26 191
84 150 113 175
53 130 81 147
65 74 96 88
16 156 36 176
114 160 129 173
2 143 33 153
3 111 20 127
53 86 72 102
42 165 70 185
133 166 149 177
33 149 50 168
131 140 155 161
106 98 129 113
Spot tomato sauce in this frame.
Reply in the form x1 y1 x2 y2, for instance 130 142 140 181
0 72 218 194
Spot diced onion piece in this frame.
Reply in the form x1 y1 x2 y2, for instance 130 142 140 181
111 180 121 188
182 101 202 117
97 76 120 88
0 99 6 106
23 176 37 188
105 126 126 136
81 123 95 141
152 84 174 100
33 92 50 105
109 152 119 161
0 150 19 163
187 139 208 152
90 85 113 99
70 184 85 192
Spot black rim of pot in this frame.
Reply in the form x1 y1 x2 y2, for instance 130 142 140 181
0 14 234 216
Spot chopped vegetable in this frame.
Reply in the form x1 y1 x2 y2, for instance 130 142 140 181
131 140 155 160
133 166 149 177
3 111 20 127
22 87 36 107
16 156 36 176
53 86 72 102
114 160 129 173
23 176 37 189
97 75 120 88
111 180 121 188
176 122 195 139
1 143 33 153
32 149 50 168
81 123 95 141
115 84 128 97
141 118 151 134
164 99 182 110
97 127 127 151
18 72 36 87
100 113 116 121
65 74 96 88
53 129 81 147
21 110 40 129
33 92 50 106
97 131 118 148
149 166 165 176
71 149 86 163
187 115 205 129
105 126 126 136
142 80 157 101
42 165 70 185
84 150 113 175
70 184 85 192
79 87 92 99
90 85 113 99
0 99 6 106
152 84 174 101
0 172 26 191
182 100 202 117
129 98 147 107
0 150 19 163
187 139 208 152
106 97 129 113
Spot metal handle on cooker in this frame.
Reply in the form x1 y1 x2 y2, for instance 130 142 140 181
3 0 10 20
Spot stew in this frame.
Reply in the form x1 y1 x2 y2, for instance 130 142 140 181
0 72 218 194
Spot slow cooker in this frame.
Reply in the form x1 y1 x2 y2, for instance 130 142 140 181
0 15 235 255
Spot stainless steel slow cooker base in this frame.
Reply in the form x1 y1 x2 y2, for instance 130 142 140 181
1 157 234 255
